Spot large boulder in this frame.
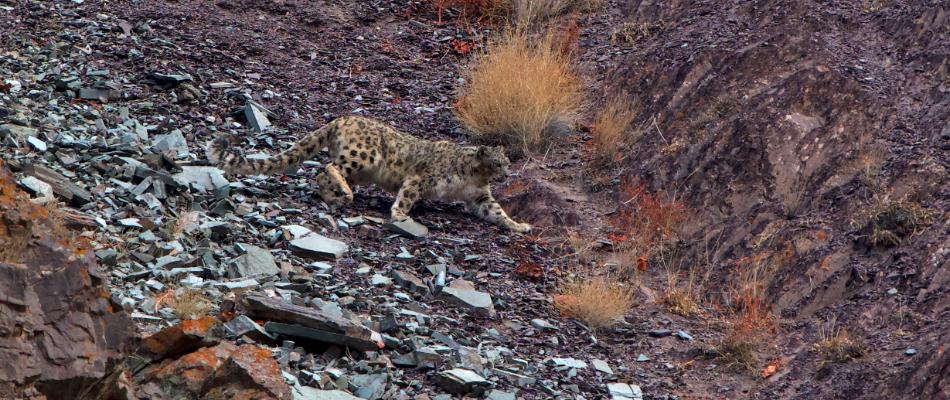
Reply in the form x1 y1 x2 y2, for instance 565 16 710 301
0 161 136 399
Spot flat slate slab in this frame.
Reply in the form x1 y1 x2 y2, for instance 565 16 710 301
383 218 428 239
289 234 348 261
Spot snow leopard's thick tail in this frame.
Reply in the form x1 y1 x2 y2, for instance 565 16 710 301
206 119 338 175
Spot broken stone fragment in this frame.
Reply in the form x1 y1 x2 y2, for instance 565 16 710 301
173 166 230 193
21 164 92 205
486 389 517 400
140 316 222 360
350 373 389 400
438 280 495 316
383 218 428 239
433 368 492 396
228 243 279 279
607 383 643 400
391 269 429 295
294 388 362 400
530 318 558 332
205 343 293 400
152 129 189 157
245 101 271 131
243 294 383 351
79 87 121 102
289 234 349 261
225 315 276 342
592 359 613 374
548 357 588 369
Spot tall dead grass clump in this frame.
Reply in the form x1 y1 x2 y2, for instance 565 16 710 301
554 275 634 330
512 0 602 26
715 250 780 370
607 178 688 278
813 317 866 364
589 96 636 166
455 30 582 154
430 0 510 22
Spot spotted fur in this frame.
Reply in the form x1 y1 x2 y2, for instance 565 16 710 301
206 116 531 232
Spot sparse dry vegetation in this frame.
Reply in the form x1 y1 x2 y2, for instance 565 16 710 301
607 179 688 278
0 166 82 263
512 0 601 27
455 30 583 153
589 95 636 166
167 288 213 320
814 318 866 364
554 275 634 330
715 249 780 370
851 196 933 247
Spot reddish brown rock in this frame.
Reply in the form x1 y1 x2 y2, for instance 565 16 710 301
142 316 223 360
136 342 291 400
0 162 135 399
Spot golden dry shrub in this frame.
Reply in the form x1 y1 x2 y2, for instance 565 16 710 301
589 96 635 166
511 0 601 26
554 276 633 329
455 30 582 153
168 288 213 320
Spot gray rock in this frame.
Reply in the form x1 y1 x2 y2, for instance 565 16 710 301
350 373 388 400
636 354 650 362
152 129 189 157
383 219 428 239
282 224 314 240
905 348 918 356
648 329 672 337
294 388 362 400
531 319 558 332
289 234 349 261
486 390 517 400
245 101 271 131
228 243 279 278
607 383 643 400
79 87 120 102
216 279 260 291
21 164 92 205
491 369 536 387
244 294 382 351
434 368 492 396
439 285 494 316
26 136 47 152
592 359 613 374
674 330 694 341
172 166 229 192
370 274 392 286
549 357 588 370
391 270 428 295
223 314 275 342
95 249 119 266
18 176 54 201
0 123 37 142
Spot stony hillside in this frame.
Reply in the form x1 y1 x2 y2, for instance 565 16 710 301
0 0 946 399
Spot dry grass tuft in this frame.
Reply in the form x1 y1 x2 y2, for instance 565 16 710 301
554 276 633 330
851 196 933 248
455 30 583 154
512 0 601 26
715 250 780 370
589 95 636 166
814 319 866 364
607 178 688 277
168 288 213 320
430 0 510 23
